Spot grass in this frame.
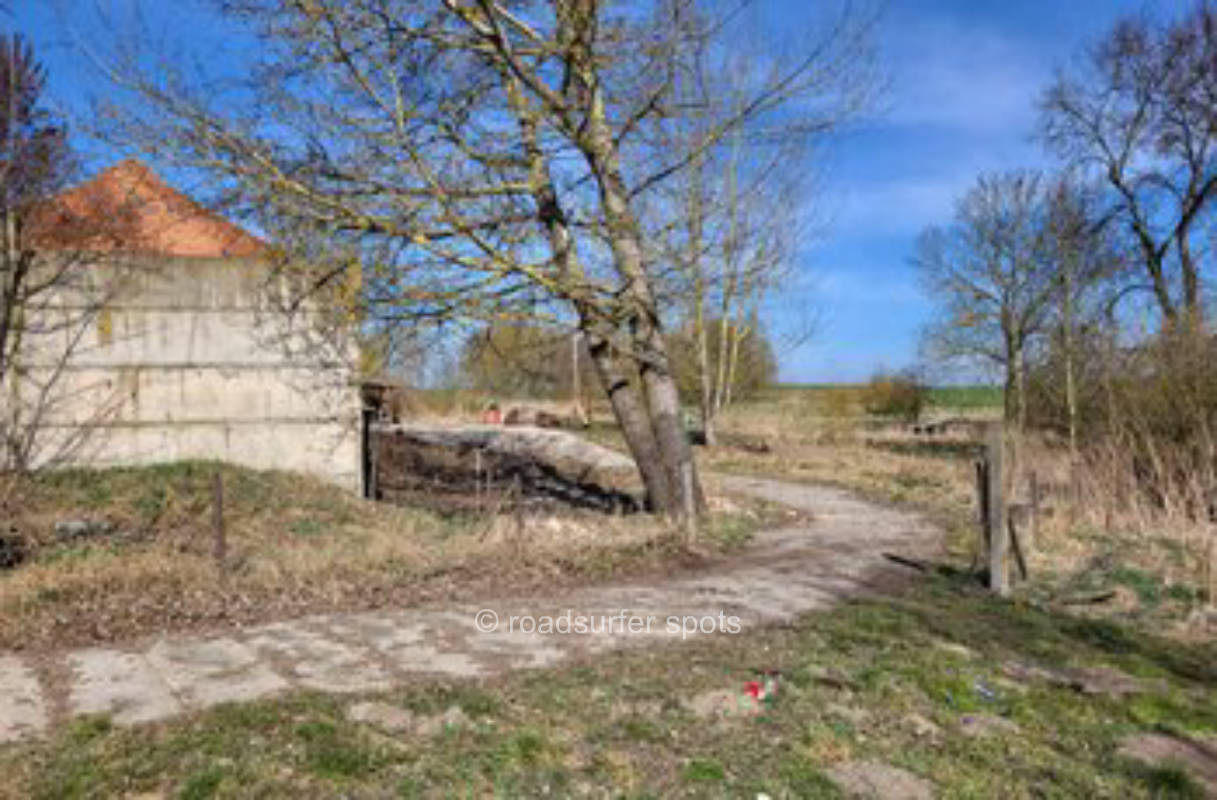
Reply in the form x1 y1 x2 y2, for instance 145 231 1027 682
0 461 786 651
2 574 1214 798
926 385 1004 410
765 383 1004 414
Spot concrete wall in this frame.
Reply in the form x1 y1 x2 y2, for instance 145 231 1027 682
13 256 361 490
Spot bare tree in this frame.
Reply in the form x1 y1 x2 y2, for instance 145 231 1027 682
1040 1 1217 325
97 0 875 523
648 23 858 445
0 32 122 474
915 172 1063 434
1040 175 1127 455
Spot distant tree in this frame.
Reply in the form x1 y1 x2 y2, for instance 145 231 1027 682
862 369 926 423
1040 1 1217 325
1039 175 1128 453
667 316 777 408
915 172 1062 433
459 323 595 404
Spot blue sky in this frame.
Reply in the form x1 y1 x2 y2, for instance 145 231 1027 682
13 0 1183 383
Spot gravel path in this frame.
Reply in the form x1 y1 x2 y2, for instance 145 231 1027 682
0 475 941 743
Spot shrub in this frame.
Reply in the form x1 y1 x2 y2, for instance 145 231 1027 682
863 370 927 422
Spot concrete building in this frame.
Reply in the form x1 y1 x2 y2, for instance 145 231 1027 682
11 161 361 489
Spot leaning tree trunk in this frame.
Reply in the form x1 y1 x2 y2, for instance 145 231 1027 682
581 87 703 521
503 74 677 514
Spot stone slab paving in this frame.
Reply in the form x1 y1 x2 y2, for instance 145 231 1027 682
0 656 47 741
0 476 940 743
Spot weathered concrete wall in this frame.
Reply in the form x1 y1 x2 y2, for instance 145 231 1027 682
13 256 360 490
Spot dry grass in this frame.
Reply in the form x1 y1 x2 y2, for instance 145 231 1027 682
0 461 784 651
1014 435 1216 628
696 386 1214 636
699 396 985 560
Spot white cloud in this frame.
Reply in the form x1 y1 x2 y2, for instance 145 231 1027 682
880 19 1050 136
830 177 965 237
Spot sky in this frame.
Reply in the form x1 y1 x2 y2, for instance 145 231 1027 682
12 0 1185 384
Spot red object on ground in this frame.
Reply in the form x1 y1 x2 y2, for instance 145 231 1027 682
483 408 502 425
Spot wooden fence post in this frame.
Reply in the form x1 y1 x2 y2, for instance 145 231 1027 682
212 470 226 570
1027 470 1040 552
975 459 991 555
985 423 1009 596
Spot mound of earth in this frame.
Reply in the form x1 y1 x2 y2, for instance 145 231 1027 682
371 423 643 513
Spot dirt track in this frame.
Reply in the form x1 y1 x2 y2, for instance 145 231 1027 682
0 475 942 742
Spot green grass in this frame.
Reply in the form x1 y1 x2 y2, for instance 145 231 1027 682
925 385 1004 410
4 575 1214 798
763 383 1004 414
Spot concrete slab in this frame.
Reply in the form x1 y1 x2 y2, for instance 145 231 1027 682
344 612 490 677
145 637 289 710
244 623 391 693
67 649 182 725
0 655 48 742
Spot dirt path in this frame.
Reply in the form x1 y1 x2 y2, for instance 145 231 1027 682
0 475 941 743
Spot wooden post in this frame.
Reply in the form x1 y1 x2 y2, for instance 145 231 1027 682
975 459 990 554
1008 516 1028 581
475 449 482 515
1028 470 1040 552
212 470 226 569
360 407 374 499
680 460 696 545
985 423 1009 596
1069 459 1082 523
571 332 581 407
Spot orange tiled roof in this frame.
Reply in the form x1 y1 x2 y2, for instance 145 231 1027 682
28 160 268 259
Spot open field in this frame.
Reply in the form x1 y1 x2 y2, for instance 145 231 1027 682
763 383 1004 415
0 462 792 651
3 574 1213 798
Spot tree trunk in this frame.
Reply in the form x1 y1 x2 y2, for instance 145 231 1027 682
578 78 703 521
503 74 677 515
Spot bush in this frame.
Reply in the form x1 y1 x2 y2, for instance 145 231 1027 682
863 370 927 422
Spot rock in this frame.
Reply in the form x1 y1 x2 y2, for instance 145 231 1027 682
346 701 415 733
417 704 469 737
905 713 941 739
957 713 1020 738
1001 660 1160 697
1118 732 1217 796
54 519 117 541
826 760 934 800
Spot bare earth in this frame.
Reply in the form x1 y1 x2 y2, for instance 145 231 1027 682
0 476 941 743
